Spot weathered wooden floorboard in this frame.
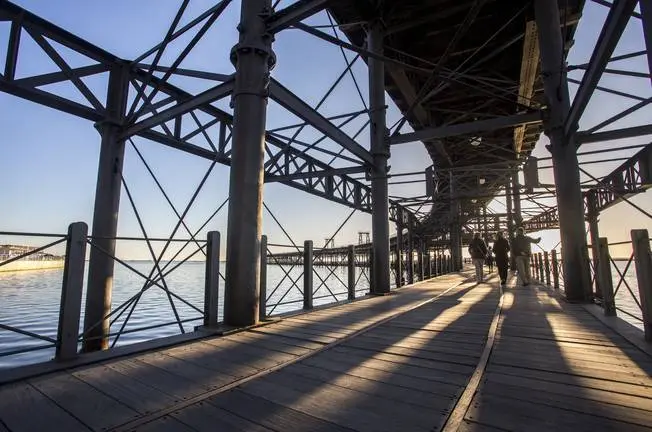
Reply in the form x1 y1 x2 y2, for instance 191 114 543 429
29 373 138 430
135 416 196 432
0 382 89 431
171 400 274 432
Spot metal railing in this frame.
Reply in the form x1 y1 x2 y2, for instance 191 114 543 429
0 231 68 362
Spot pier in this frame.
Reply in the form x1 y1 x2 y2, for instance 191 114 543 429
2 0 652 430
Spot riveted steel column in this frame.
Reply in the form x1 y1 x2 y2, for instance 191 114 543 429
368 21 390 295
512 171 522 228
535 0 591 301
586 191 601 298
505 178 516 270
83 65 129 352
449 174 462 271
407 220 414 284
224 0 275 326
395 207 404 287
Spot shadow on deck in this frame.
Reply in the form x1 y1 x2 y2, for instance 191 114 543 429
0 271 651 431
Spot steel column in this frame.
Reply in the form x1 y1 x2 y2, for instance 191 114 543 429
204 231 220 328
512 171 522 228
395 208 404 287
586 191 601 298
505 178 516 270
224 0 275 326
407 221 414 284
368 22 391 295
535 0 591 301
449 175 462 271
82 65 129 352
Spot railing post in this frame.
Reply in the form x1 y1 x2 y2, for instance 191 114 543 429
347 245 355 300
631 229 652 341
204 231 220 328
552 250 560 290
56 222 88 361
544 251 551 286
598 238 616 317
259 235 267 321
303 240 313 310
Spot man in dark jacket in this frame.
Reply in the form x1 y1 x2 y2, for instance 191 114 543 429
468 232 488 282
492 231 510 285
512 227 541 286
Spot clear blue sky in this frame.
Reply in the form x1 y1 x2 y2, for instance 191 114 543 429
1 0 650 260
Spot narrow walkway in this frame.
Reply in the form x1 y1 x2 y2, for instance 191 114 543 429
0 273 650 431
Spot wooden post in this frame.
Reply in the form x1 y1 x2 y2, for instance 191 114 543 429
631 230 652 341
598 238 616 317
347 245 355 300
303 240 313 310
552 250 560 290
259 235 267 321
204 231 220 328
544 251 551 286
56 222 88 361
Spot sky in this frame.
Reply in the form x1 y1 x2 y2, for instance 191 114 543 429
0 0 650 261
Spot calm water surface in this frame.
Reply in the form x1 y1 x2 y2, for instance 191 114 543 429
0 261 642 369
0 262 372 369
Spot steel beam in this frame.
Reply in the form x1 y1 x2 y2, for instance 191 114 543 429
122 79 235 138
535 0 591 301
224 0 275 327
368 22 391 295
390 112 543 145
264 166 366 182
576 124 652 144
564 0 639 137
83 65 129 352
269 79 373 165
266 0 328 33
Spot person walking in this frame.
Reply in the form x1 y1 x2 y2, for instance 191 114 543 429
493 232 510 285
468 232 488 283
512 227 541 286
486 247 494 273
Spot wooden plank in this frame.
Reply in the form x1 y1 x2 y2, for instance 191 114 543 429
284 362 455 411
342 337 480 367
172 400 274 432
72 364 178 414
367 325 487 347
136 416 196 432
162 343 261 377
251 326 338 344
465 392 652 432
481 380 652 428
301 354 463 398
225 331 323 355
209 389 354 432
106 358 208 400
134 352 237 390
239 376 438 432
325 346 471 386
0 382 88 431
491 350 652 380
198 338 298 369
488 363 652 398
457 419 509 432
249 370 444 431
29 373 138 430
353 332 484 357
485 371 652 411
497 334 650 359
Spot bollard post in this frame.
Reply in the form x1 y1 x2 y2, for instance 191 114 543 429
631 230 652 341
259 235 267 321
544 251 551 286
552 250 560 290
598 238 616 317
204 231 220 328
347 245 355 300
303 240 313 310
56 222 88 361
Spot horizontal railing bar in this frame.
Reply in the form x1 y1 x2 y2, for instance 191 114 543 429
0 343 57 358
88 235 207 243
0 231 67 238
82 317 204 342
313 292 347 301
0 323 58 344
267 298 303 308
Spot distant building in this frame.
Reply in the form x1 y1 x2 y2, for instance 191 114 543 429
0 244 63 261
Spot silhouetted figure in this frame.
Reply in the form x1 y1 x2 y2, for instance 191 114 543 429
512 227 541 286
486 247 494 273
493 232 510 285
468 232 488 282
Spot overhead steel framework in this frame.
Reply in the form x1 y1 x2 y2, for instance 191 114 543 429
2 0 651 348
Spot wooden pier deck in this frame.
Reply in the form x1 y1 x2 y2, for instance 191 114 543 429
1 273 651 432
